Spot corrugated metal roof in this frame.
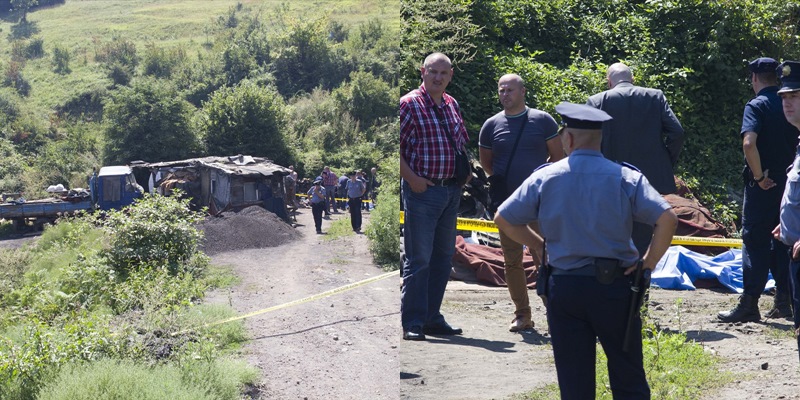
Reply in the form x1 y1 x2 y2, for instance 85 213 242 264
139 155 290 177
98 165 133 177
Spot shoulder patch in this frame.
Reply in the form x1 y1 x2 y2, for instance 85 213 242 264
620 161 641 172
534 162 552 172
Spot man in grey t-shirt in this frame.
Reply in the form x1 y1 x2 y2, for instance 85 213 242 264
478 74 564 332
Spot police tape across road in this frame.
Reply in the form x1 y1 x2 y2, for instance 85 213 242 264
399 211 743 248
172 269 400 336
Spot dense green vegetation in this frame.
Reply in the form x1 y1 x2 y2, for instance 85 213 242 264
0 0 398 195
0 0 401 265
0 1 402 398
0 194 254 399
401 0 800 230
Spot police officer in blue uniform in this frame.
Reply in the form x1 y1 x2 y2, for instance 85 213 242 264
494 102 678 399
775 60 800 361
719 57 797 323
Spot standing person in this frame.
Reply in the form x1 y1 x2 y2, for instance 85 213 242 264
284 165 297 209
719 58 796 323
346 171 366 232
307 179 326 234
775 60 800 360
494 103 677 399
337 173 349 211
321 166 338 215
587 62 684 255
369 166 380 208
478 73 564 332
357 170 369 210
400 52 469 341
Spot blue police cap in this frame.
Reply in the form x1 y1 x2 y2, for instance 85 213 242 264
778 61 800 94
748 57 779 73
555 102 612 130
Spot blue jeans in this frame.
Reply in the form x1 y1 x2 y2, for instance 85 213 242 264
401 180 460 330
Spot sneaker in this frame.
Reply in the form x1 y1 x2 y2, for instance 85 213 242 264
509 316 534 332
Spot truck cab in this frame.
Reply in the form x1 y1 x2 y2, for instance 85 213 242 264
91 166 144 210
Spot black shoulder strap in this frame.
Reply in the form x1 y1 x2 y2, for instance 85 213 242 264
504 108 529 174
431 104 463 154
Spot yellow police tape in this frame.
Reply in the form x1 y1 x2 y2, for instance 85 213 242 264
296 193 371 203
172 269 399 336
399 211 742 248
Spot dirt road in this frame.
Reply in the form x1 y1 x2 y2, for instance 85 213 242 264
205 208 399 399
401 281 800 399
202 207 800 399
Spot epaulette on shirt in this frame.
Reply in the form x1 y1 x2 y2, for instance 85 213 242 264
534 162 552 172
619 161 641 172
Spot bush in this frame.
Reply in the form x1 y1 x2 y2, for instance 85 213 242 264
102 192 207 277
365 155 400 269
51 45 71 75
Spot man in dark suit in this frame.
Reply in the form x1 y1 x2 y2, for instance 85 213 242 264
587 62 685 254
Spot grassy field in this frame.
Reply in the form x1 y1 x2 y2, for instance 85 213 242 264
0 0 399 110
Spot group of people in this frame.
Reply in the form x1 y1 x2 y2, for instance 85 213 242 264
305 166 378 235
400 51 800 398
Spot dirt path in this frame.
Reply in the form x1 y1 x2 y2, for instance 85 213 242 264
202 207 800 399
401 281 800 399
204 208 399 399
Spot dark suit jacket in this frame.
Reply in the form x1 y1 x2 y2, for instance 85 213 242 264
587 82 685 194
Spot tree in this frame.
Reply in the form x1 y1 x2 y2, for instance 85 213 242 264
11 0 37 22
201 80 291 165
332 71 397 131
103 78 200 164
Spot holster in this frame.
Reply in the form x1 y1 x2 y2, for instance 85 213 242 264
536 264 551 306
594 257 621 285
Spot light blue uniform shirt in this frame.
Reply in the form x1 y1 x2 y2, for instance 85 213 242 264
307 186 326 204
780 151 800 245
346 179 366 198
497 149 670 270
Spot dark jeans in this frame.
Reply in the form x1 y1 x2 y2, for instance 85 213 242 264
547 275 650 399
311 201 324 232
400 180 460 330
348 197 362 231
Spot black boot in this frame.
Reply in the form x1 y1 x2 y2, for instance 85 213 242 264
764 290 793 319
717 294 761 323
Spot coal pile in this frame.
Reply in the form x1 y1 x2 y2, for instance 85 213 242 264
198 205 301 255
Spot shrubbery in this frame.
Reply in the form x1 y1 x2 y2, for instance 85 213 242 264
401 0 800 229
0 194 251 400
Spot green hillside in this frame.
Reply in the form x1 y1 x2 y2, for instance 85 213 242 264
0 0 400 196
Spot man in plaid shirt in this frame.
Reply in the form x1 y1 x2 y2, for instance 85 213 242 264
400 52 469 341
321 166 338 215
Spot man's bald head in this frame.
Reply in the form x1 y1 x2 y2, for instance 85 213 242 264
607 63 633 88
498 74 525 88
423 52 452 69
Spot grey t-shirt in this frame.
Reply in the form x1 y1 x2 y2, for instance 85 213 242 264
478 107 559 191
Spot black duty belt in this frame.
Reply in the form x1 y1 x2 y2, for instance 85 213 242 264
427 177 457 186
550 262 627 281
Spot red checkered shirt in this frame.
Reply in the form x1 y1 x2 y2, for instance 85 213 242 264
322 171 338 186
400 85 469 180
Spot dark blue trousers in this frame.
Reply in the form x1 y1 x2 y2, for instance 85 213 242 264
348 197 362 231
790 258 800 362
742 183 790 297
547 275 650 400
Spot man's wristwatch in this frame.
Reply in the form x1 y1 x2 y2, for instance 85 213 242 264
754 175 766 183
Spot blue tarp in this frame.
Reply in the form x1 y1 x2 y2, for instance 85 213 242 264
652 246 774 293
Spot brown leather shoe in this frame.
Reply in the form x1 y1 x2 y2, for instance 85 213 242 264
509 316 534 332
